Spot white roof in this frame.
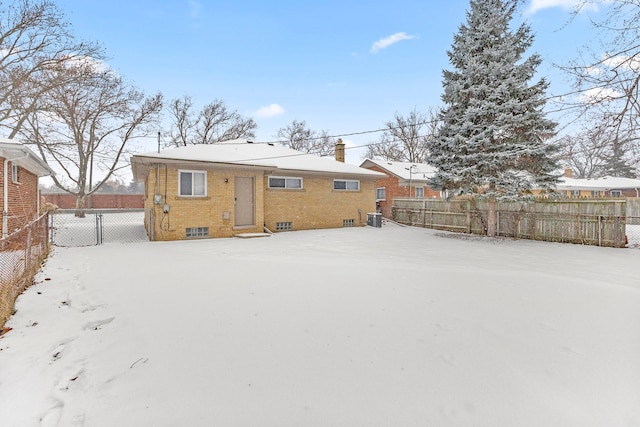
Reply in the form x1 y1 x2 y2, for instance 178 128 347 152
0 139 54 177
557 176 640 190
359 159 435 181
131 139 385 179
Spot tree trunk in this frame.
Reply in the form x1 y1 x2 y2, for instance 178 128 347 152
487 195 497 237
75 194 86 218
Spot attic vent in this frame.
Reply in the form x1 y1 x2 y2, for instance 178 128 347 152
276 222 292 231
343 219 355 227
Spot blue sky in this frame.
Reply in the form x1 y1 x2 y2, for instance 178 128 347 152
52 0 610 164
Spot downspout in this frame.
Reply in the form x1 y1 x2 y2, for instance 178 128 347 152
3 153 29 238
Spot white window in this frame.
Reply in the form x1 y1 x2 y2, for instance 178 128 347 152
376 187 386 201
610 190 622 197
179 170 206 196
11 163 18 183
334 179 359 191
570 190 580 197
591 190 601 197
269 176 303 189
415 187 424 198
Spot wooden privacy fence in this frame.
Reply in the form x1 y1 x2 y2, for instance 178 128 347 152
392 198 629 248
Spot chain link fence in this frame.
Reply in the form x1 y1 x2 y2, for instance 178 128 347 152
1 214 49 329
49 209 147 247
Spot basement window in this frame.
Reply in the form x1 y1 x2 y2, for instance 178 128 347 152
276 222 292 231
343 219 355 227
186 227 209 238
334 179 359 191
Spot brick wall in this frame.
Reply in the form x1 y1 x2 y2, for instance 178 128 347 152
366 165 440 218
144 166 265 241
0 160 40 235
263 175 377 232
43 193 144 209
142 165 378 240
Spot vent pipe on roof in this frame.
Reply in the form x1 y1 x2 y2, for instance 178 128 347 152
335 138 345 162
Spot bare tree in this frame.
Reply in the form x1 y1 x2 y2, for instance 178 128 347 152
166 95 256 146
366 108 439 162
558 128 610 178
0 0 103 137
276 119 336 156
20 60 163 216
563 0 640 175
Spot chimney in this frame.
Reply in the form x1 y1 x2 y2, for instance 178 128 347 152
564 168 573 178
335 138 345 163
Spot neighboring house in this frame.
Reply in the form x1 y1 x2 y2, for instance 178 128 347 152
555 176 640 198
545 169 640 198
0 139 55 238
130 139 386 241
359 159 441 218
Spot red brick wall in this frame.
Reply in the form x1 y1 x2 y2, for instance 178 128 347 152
43 193 144 209
0 160 40 235
366 165 440 218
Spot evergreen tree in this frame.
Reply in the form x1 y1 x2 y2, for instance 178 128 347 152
428 0 559 236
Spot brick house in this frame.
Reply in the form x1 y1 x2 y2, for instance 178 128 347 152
0 139 54 238
530 169 640 198
555 171 640 198
130 139 385 241
359 159 441 218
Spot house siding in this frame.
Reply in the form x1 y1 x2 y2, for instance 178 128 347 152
0 160 40 235
143 166 264 241
263 175 377 231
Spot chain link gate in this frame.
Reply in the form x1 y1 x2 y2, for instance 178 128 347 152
49 209 147 247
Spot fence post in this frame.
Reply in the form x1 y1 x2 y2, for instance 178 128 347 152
466 200 471 233
95 213 104 245
598 215 602 247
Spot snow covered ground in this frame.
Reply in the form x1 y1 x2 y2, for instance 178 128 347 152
1 224 639 427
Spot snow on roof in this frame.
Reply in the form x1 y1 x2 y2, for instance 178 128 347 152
360 159 435 181
132 139 385 178
557 176 640 190
0 138 55 177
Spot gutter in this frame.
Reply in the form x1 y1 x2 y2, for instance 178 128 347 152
3 153 29 238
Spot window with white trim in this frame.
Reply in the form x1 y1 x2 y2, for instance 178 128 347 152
415 187 424 198
268 176 303 189
610 190 622 197
570 190 580 197
333 179 359 191
11 163 18 183
179 170 207 196
376 187 386 201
